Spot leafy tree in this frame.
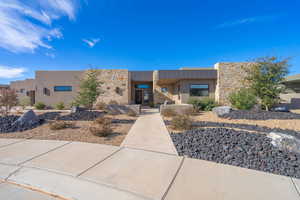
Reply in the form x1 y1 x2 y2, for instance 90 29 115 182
244 57 289 111
75 70 103 109
0 89 18 115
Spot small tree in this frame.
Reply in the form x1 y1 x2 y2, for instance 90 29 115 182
244 57 289 111
229 88 257 110
0 89 18 115
75 70 103 109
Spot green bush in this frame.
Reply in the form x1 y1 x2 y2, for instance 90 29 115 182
187 97 217 111
34 102 46 110
55 102 65 110
229 88 257 110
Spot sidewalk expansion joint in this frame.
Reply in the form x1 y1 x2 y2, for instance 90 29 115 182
161 156 185 200
5 166 23 181
291 178 300 198
18 141 73 166
76 147 123 177
124 146 178 157
0 139 27 149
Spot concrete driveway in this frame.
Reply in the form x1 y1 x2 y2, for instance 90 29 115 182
0 139 299 200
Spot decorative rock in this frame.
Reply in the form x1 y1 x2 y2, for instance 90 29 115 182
13 110 39 126
171 128 300 178
105 104 139 115
268 132 300 154
272 106 290 112
71 106 86 113
212 106 232 116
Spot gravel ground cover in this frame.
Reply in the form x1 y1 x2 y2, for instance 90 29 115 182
221 110 300 120
0 112 137 146
171 128 300 178
193 121 300 139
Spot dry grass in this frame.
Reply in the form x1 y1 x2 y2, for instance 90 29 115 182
49 120 74 130
0 113 137 146
171 115 193 131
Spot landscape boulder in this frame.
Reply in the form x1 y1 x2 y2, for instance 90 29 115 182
12 110 39 126
268 132 300 154
105 104 140 115
272 106 290 112
71 106 86 113
212 106 232 117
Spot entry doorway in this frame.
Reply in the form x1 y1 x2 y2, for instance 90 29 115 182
134 84 153 105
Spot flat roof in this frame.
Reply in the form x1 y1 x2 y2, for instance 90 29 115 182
284 74 300 83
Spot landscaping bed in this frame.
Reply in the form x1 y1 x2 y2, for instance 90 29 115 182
0 111 137 146
171 128 300 178
220 110 300 120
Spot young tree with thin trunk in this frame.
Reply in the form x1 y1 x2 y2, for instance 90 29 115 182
0 88 18 115
75 69 103 109
244 57 289 111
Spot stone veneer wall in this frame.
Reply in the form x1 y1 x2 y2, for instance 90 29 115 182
215 62 254 105
96 69 130 105
153 71 179 104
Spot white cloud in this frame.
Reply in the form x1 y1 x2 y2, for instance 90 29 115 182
215 15 278 29
0 0 82 53
0 66 26 78
45 52 56 59
82 38 100 48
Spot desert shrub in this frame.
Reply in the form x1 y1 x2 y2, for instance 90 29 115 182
49 120 74 130
55 102 65 110
171 114 193 130
229 88 257 110
95 101 107 110
70 101 80 108
19 97 31 108
161 108 177 117
89 117 113 137
188 97 217 111
34 102 46 110
127 109 137 117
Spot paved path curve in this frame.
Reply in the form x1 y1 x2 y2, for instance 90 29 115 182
121 109 178 155
0 139 299 200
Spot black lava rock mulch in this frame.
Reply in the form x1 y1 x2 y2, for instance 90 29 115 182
171 128 300 178
194 121 300 139
220 110 300 120
59 111 103 121
0 115 44 134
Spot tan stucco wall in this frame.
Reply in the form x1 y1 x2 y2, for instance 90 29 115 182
96 69 130 105
214 62 254 105
35 71 84 107
10 79 36 101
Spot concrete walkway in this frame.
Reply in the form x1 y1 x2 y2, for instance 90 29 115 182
0 139 299 200
121 109 178 155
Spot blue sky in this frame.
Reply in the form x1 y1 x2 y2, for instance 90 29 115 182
0 0 300 84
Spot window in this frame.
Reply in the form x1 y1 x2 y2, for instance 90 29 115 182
161 87 168 93
20 89 25 93
54 86 72 92
135 84 150 89
43 88 50 96
190 84 209 97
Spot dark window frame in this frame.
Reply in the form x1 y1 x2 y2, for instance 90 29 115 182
54 86 73 92
189 84 209 97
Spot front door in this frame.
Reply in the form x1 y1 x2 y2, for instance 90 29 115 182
135 89 143 104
